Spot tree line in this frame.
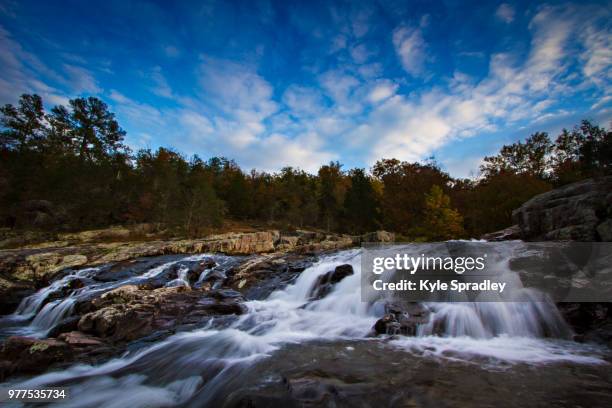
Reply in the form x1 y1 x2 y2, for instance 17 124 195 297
1 94 610 239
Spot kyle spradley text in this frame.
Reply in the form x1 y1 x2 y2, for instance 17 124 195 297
372 279 507 294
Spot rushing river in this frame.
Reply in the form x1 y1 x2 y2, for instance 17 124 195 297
1 248 611 407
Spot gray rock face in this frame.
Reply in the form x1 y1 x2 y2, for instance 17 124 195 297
512 176 612 241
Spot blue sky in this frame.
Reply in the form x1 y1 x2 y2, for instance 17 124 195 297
0 0 610 177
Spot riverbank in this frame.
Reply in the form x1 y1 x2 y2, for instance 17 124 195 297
0 228 394 313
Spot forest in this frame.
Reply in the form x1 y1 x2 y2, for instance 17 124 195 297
1 94 610 240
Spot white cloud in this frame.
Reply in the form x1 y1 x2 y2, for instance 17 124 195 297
282 85 325 117
579 16 612 89
347 4 611 171
198 57 277 118
0 25 66 105
495 4 515 24
368 81 398 103
63 64 102 94
392 25 428 77
149 66 173 98
350 43 376 64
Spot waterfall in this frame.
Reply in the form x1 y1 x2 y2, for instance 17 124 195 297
3 248 608 407
14 267 100 318
30 297 76 331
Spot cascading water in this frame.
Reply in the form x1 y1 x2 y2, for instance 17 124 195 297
2 247 608 407
1 254 222 339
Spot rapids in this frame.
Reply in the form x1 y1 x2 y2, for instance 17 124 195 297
0 247 610 407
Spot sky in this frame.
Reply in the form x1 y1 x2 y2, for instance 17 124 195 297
0 0 610 177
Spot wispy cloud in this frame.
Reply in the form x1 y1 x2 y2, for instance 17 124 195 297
392 25 428 77
1 1 610 178
496 4 515 23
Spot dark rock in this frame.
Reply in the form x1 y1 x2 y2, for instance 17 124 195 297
47 315 80 337
57 331 105 347
0 336 71 379
512 176 612 241
372 302 430 336
308 264 354 300
558 302 612 347
0 284 35 315
285 376 340 404
208 289 244 300
76 284 246 342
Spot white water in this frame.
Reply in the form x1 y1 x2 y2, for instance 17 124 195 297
4 248 608 407
4 254 219 338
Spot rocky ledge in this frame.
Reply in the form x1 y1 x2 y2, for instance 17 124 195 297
0 229 394 314
0 252 320 380
513 176 612 242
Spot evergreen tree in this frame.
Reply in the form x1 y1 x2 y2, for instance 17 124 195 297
343 169 380 233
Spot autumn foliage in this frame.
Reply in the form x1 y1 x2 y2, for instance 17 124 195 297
1 94 610 239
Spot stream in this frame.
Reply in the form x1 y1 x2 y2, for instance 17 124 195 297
0 247 611 407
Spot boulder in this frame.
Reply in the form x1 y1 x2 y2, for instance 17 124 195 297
371 302 431 336
57 331 105 347
0 336 70 379
558 302 612 347
308 264 354 300
77 284 246 342
512 176 612 241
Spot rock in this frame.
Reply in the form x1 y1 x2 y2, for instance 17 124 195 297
371 302 431 336
596 219 612 242
0 336 70 379
512 176 612 241
285 376 340 404
57 331 104 347
0 280 34 314
77 284 246 342
0 228 385 310
78 303 153 341
47 315 80 337
359 231 395 243
558 302 612 347
480 225 521 241
308 264 354 300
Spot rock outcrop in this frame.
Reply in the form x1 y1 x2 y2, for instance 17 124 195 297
308 264 354 300
75 285 246 342
0 332 113 380
512 176 612 241
0 229 394 313
371 302 431 336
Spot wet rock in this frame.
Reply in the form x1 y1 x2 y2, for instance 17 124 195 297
47 315 80 337
0 336 70 379
512 176 612 241
77 284 246 342
57 331 105 347
558 302 612 347
371 302 431 336
308 264 354 300
0 282 34 314
285 376 341 404
228 253 316 300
